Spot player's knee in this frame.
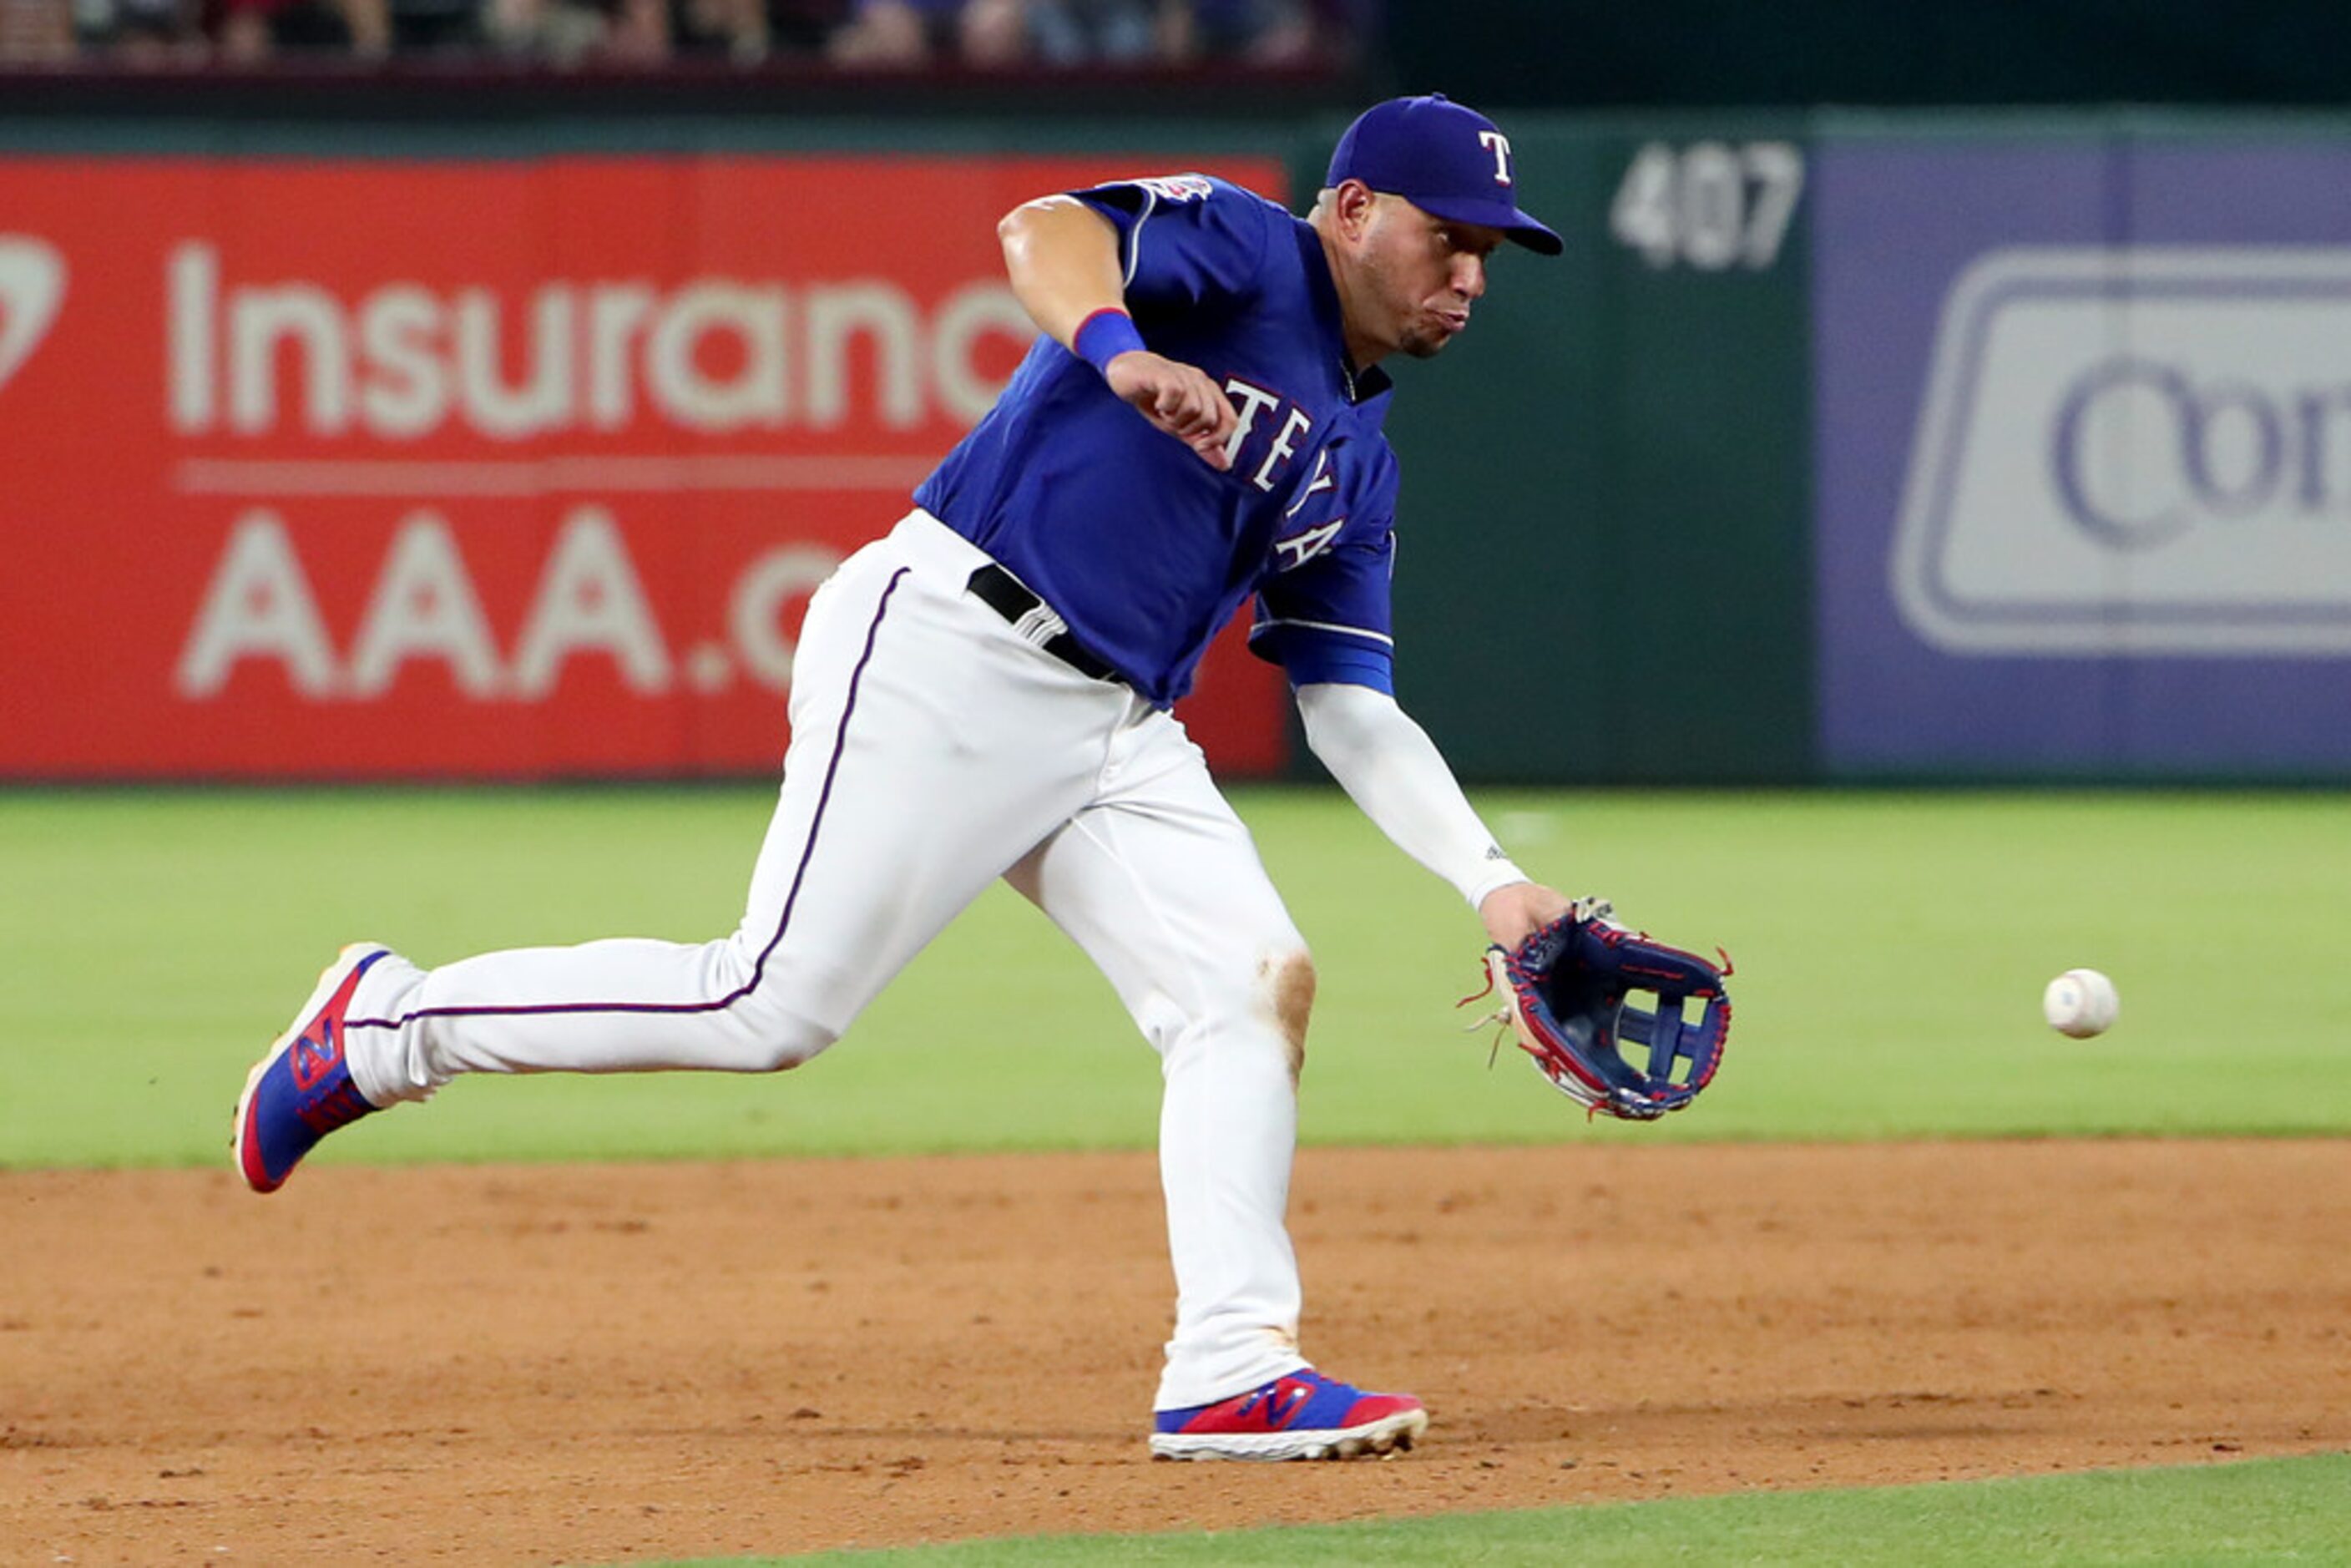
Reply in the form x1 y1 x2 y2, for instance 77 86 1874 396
740 1019 838 1074
1259 948 1316 1084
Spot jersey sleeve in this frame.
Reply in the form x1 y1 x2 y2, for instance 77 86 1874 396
1074 175 1278 314
1248 522 1398 695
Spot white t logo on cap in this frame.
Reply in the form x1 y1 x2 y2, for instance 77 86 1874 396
1478 131 1514 186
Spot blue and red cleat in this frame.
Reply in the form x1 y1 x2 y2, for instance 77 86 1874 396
1150 1368 1428 1460
234 943 391 1195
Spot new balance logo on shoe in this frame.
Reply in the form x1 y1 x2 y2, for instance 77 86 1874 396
291 1019 342 1092
1264 1383 1310 1424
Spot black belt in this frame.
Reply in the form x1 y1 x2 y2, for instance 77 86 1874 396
965 563 1120 683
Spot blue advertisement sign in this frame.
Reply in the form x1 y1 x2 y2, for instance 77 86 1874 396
1812 138 2351 776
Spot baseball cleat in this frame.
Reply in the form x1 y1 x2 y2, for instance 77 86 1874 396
233 943 392 1195
1149 1368 1428 1461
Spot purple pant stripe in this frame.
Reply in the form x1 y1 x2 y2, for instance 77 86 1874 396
345 565 913 1032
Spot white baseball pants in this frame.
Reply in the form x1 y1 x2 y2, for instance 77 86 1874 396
342 511 1314 1411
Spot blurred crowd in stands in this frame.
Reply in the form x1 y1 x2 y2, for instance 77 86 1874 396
0 0 1375 69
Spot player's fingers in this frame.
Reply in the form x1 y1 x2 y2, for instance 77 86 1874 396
1196 383 1238 443
1197 403 1239 463
1149 383 1206 437
1132 365 1235 469
1173 377 1236 468
1169 377 1215 426
1178 375 1232 437
1146 391 1201 446
1187 428 1235 471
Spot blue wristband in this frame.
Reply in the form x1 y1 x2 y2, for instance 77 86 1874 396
1073 308 1146 377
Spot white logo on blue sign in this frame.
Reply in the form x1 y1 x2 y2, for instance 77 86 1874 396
1893 246 2351 655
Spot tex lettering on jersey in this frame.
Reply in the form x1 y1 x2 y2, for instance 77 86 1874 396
1273 518 1347 572
1221 375 1318 494
1250 427 1399 694
1270 446 1345 571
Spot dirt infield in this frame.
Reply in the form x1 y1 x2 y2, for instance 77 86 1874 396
4 1141 2346 1566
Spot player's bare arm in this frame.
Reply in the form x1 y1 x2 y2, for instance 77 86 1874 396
997 195 1237 470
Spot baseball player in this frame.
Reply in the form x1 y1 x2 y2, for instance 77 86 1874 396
236 94 1570 1463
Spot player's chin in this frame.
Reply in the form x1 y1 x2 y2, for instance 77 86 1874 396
1398 326 1458 360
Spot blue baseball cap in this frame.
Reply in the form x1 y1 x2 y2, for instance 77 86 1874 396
1326 94 1563 256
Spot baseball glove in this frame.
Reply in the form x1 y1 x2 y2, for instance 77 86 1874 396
1461 898 1731 1120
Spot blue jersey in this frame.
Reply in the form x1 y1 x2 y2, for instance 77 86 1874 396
913 175 1403 708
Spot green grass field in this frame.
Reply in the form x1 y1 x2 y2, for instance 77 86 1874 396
3 785 2347 1564
2 786 2345 1169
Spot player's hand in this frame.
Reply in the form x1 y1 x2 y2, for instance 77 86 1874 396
1478 881 1573 950
1103 352 1238 471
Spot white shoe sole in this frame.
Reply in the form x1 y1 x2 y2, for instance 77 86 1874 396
231 942 389 1193
1148 1407 1428 1461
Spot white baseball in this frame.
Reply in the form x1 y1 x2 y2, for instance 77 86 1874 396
2043 969 2120 1038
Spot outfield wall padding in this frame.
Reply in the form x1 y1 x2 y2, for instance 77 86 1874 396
3 106 2347 783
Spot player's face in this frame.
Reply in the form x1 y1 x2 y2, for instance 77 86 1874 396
1357 197 1505 360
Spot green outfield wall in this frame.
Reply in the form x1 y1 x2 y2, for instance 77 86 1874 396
3 103 2347 784
1329 115 1815 783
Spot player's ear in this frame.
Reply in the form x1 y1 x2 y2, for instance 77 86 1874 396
1329 180 1379 243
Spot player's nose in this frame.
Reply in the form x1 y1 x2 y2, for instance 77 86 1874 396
1453 253 1487 300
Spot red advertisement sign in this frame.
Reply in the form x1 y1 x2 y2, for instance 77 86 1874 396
0 154 1290 778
